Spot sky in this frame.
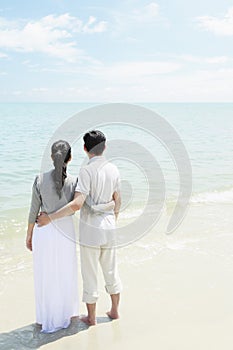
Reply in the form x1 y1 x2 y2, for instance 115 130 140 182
0 0 233 102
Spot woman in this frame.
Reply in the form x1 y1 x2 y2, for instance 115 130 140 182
26 140 79 333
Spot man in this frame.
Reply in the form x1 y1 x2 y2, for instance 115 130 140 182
38 130 122 326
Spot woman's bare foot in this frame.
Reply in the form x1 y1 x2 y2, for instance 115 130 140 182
71 316 79 322
35 323 42 328
80 316 97 326
106 310 120 319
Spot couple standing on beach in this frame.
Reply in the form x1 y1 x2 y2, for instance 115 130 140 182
26 130 123 333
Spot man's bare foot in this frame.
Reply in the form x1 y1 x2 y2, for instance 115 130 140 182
80 316 97 326
106 310 120 320
107 293 120 320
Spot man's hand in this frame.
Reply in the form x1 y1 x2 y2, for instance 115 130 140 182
37 212 51 227
113 191 121 220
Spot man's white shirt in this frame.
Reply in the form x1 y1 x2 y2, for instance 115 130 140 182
75 156 120 247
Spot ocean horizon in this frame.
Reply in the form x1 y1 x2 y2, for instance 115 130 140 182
0 102 232 213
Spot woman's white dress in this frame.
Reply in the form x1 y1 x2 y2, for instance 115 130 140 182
32 216 78 333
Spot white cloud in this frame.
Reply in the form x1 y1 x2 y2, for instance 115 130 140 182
196 7 233 36
91 61 181 81
205 56 229 64
40 13 83 31
73 62 233 102
0 13 107 62
32 87 48 92
132 2 159 22
39 13 107 34
30 60 181 81
93 67 233 102
112 2 164 35
176 54 230 64
7 65 233 102
82 16 107 33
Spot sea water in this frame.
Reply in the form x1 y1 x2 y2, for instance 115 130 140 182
0 103 232 282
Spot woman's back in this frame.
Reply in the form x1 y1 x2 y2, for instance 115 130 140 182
28 170 77 224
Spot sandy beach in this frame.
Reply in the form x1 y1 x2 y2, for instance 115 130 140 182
1 203 233 350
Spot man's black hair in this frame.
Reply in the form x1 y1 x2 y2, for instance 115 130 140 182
83 130 106 155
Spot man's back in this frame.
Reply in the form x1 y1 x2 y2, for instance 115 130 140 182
82 156 120 204
75 155 120 246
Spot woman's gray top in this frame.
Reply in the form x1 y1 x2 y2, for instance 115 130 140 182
28 170 78 224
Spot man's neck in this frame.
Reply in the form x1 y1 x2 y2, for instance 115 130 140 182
87 153 103 159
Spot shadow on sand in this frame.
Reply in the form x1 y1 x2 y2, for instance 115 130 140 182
0 317 112 350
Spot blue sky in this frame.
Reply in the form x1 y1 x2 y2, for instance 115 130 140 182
0 0 233 102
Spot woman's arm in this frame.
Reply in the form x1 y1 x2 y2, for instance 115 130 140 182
26 176 42 251
28 176 42 223
26 223 35 251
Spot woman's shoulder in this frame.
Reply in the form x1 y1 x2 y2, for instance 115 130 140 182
33 170 53 185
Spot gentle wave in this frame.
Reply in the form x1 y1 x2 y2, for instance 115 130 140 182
191 188 233 204
2 186 232 229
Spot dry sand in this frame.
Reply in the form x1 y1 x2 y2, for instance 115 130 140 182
1 204 233 349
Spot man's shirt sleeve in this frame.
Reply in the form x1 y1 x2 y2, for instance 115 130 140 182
75 168 91 195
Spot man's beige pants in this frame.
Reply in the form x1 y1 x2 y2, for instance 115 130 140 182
80 245 123 304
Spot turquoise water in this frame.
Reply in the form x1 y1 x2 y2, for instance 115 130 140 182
0 102 232 282
0 101 232 234
0 103 232 216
